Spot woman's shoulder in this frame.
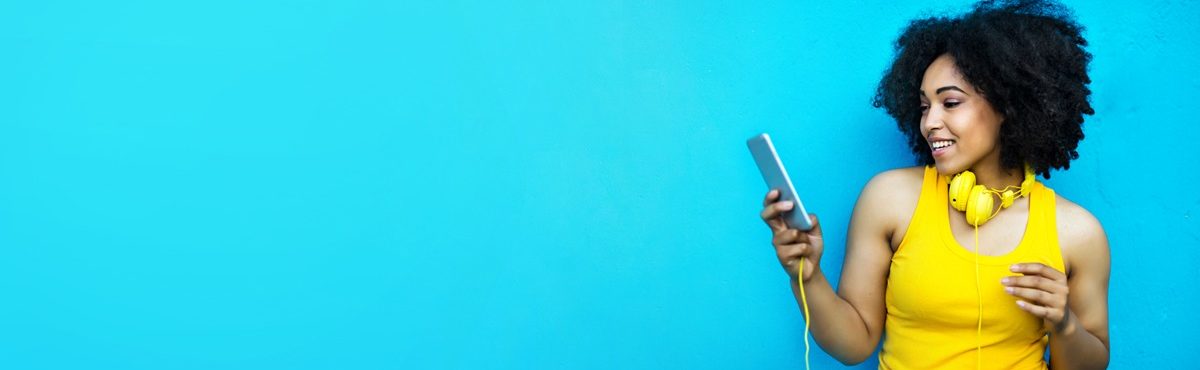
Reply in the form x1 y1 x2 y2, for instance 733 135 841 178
857 166 927 246
862 166 926 196
1051 192 1110 274
1052 193 1106 243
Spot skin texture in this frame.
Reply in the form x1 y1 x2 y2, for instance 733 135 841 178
758 54 1110 368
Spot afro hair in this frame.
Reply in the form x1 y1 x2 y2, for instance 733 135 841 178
872 0 1094 179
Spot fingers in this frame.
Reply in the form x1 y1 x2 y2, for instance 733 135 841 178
807 213 822 236
763 189 780 206
1014 299 1066 330
1014 300 1059 321
1001 275 1067 295
776 241 811 265
772 228 801 245
1005 286 1066 308
1003 264 1068 309
760 199 794 233
773 226 818 246
1003 264 1069 326
1010 263 1066 282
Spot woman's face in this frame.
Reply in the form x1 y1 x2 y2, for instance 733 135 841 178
919 54 1005 175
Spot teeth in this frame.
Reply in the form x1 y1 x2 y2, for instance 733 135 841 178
931 141 954 149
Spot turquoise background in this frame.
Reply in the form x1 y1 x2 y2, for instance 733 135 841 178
2 1 1197 368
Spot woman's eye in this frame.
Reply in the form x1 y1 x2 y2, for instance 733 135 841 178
920 104 929 113
944 101 960 108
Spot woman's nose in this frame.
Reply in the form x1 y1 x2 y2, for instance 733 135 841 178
923 106 947 130
922 115 940 133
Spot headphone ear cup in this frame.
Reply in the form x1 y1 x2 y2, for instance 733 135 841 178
965 185 995 226
948 171 976 212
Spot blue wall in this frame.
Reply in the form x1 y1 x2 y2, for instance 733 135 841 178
2 1 1196 368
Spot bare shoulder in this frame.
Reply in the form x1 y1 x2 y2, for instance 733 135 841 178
858 166 923 211
1053 193 1111 275
856 166 925 247
866 166 925 189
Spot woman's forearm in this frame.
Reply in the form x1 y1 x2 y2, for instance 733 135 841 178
790 270 877 365
1048 310 1109 370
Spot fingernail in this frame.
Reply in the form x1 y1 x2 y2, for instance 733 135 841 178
1017 301 1026 308
1005 287 1014 294
1001 278 1009 284
1010 264 1019 271
779 201 794 210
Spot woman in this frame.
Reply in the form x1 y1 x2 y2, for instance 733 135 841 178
759 1 1110 369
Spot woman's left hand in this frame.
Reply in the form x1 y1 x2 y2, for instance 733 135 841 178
1002 263 1075 334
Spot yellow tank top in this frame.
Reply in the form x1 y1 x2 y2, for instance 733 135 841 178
880 166 1065 370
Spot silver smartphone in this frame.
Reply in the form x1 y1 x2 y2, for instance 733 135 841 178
746 133 814 231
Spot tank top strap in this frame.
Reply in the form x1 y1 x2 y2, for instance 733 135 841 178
896 166 943 253
1025 181 1066 272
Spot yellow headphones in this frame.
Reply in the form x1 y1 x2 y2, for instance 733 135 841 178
947 163 1036 226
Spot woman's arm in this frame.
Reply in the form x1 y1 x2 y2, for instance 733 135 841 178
773 169 913 364
1048 203 1111 369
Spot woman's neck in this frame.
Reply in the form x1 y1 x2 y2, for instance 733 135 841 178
969 157 1026 190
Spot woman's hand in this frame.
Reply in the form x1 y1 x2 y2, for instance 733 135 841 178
760 189 824 282
1003 263 1075 334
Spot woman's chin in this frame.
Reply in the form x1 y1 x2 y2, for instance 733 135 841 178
934 161 961 176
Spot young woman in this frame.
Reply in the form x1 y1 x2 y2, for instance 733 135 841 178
758 1 1110 369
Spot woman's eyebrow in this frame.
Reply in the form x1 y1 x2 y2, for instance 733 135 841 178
918 86 969 96
936 86 967 95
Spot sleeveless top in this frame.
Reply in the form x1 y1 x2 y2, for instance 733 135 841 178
879 166 1066 370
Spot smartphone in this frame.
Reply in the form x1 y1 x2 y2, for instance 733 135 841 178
746 133 814 231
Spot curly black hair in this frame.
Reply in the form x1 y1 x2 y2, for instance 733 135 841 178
872 0 1093 179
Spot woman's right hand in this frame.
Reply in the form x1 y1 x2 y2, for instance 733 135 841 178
760 189 824 282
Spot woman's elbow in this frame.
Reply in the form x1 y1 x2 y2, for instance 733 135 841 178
831 347 875 366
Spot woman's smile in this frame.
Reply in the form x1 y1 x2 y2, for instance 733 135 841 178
931 140 956 157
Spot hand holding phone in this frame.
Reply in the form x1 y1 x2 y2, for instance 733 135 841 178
748 133 824 282
746 133 813 230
